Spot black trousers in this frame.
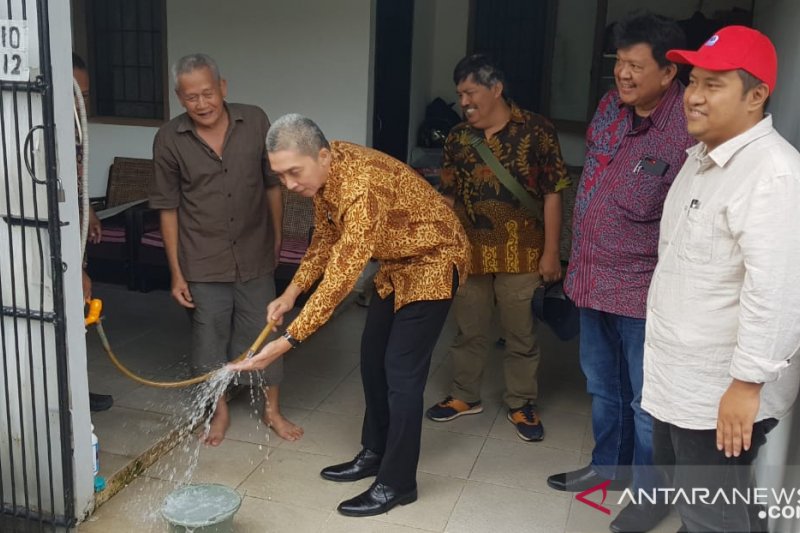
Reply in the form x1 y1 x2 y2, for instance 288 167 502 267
653 417 778 533
359 272 457 491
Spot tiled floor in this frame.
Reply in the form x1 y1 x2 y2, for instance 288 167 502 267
79 282 684 532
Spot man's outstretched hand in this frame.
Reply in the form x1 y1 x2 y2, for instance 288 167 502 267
228 336 292 372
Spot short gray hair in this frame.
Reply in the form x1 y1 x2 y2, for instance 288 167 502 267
266 114 330 158
172 53 221 89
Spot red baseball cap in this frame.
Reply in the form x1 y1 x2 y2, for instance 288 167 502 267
666 25 777 93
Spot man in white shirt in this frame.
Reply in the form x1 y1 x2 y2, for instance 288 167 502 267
642 26 800 532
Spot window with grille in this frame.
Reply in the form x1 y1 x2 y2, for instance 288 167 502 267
86 0 167 123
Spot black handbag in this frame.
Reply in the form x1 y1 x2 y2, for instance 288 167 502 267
532 281 580 341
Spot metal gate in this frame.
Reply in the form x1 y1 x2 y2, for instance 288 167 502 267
0 0 76 530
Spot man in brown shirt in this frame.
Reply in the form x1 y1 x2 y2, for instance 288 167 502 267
149 54 300 444
427 54 570 442
230 114 470 517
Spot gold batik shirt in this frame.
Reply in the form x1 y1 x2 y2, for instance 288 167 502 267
286 141 471 341
440 102 570 275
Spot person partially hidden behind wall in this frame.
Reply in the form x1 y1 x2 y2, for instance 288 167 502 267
73 52 113 413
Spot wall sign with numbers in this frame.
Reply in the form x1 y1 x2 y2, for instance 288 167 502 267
0 19 29 81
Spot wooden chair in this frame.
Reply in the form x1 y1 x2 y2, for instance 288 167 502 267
276 186 314 301
86 157 154 289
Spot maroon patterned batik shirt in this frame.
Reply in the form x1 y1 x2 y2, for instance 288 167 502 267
564 82 696 319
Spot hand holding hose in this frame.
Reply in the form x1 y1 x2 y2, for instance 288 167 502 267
228 335 292 373
266 296 293 326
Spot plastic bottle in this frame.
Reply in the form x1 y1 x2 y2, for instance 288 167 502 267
91 424 99 476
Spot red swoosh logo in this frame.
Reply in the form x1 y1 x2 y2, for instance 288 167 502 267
575 479 612 515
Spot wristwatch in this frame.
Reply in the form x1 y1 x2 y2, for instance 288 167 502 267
282 331 301 349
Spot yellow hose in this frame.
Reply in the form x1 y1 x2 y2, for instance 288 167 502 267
86 298 275 389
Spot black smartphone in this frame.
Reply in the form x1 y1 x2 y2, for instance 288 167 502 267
638 156 670 177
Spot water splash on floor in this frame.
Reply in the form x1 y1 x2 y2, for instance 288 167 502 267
116 366 276 529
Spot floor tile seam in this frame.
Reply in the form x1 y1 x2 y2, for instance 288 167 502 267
311 367 360 412
310 406 364 419
106 401 188 418
224 435 280 448
224 453 274 492
482 434 586 454
438 477 469 533
538 405 592 417
462 475 574 500
227 489 339 523
245 445 357 463
94 403 176 420
462 477 578 500
421 419 497 439
464 431 490 481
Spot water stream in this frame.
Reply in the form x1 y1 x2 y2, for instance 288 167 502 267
118 366 271 530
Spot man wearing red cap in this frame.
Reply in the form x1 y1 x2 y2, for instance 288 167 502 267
643 26 800 532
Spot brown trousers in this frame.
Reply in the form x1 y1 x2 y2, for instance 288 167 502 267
448 272 541 409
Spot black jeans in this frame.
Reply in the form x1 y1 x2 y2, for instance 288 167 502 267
359 271 457 491
653 417 778 533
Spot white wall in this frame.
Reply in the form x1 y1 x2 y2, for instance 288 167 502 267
751 3 800 532
413 0 587 165
405 0 469 156
429 0 469 103
85 0 373 197
754 0 800 148
550 0 596 123
86 125 158 197
407 0 437 158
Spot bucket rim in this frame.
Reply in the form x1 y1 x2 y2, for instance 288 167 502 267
161 483 242 528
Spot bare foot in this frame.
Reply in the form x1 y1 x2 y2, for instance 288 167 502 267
263 411 304 441
200 400 230 446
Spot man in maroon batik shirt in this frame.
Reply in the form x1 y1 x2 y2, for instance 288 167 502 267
547 12 695 533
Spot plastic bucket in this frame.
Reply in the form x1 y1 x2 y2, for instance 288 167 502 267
162 483 242 533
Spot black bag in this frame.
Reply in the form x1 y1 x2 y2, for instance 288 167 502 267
418 98 461 148
532 281 580 341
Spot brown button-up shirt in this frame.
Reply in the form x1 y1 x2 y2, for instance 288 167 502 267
149 103 279 282
287 141 471 341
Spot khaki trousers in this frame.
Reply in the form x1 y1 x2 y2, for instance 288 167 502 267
449 272 541 409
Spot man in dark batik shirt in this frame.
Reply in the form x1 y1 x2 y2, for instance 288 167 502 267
426 54 570 443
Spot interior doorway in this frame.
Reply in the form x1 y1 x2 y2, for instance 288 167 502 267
371 0 414 161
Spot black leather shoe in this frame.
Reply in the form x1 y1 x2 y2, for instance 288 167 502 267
610 502 669 533
89 392 113 412
320 448 382 482
337 482 417 517
547 465 629 492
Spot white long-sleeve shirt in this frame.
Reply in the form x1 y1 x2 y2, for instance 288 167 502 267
642 115 800 430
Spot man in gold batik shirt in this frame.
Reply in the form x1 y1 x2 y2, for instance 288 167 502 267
231 114 469 517
427 54 570 443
